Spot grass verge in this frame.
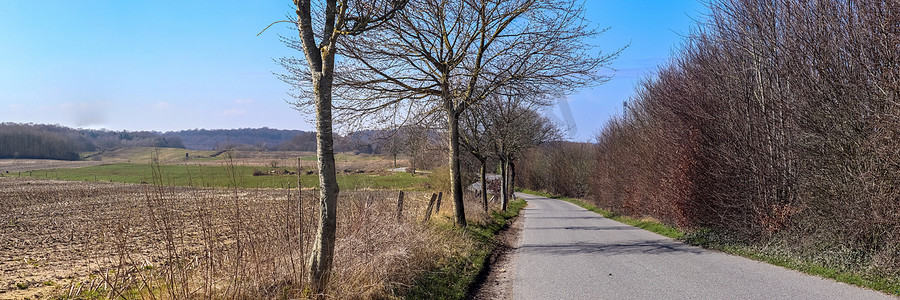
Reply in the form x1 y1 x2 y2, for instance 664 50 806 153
404 199 527 299
681 230 900 296
516 189 900 296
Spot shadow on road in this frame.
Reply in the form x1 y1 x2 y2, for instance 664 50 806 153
519 240 704 256
523 208 588 212
526 216 606 220
528 225 640 231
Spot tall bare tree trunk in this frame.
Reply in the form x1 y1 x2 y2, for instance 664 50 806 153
500 156 509 211
448 111 467 227
480 161 488 211
307 73 340 295
279 0 408 296
293 1 341 294
509 160 516 200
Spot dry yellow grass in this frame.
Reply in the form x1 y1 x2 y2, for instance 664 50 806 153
0 177 488 299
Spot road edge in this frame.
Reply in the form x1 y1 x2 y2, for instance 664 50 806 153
468 202 525 300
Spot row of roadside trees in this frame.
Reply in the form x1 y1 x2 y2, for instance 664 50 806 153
264 0 619 295
517 0 900 283
460 94 561 211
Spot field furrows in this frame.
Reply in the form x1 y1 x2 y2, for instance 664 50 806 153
0 177 464 299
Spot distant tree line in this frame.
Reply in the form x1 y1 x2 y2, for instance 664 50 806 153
517 0 899 276
0 123 445 160
275 129 392 154
516 141 595 199
165 128 305 151
0 124 85 160
0 123 185 160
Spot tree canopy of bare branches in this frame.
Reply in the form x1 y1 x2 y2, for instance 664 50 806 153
477 95 560 210
325 0 619 226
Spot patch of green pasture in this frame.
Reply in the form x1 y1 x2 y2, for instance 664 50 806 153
30 163 429 190
299 155 318 161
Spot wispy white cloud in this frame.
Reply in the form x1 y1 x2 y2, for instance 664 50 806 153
222 108 246 116
154 102 171 109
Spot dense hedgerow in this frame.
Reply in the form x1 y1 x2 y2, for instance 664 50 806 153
519 0 899 276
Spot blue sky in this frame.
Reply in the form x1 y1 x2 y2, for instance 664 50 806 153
0 1 707 141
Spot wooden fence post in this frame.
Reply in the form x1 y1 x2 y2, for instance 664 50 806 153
297 156 306 288
397 190 405 222
435 192 443 213
423 193 438 222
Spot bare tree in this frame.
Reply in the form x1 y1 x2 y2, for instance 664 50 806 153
270 0 407 294
400 124 427 169
482 96 560 210
331 0 618 226
459 103 496 211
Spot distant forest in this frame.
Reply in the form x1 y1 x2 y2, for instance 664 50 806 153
0 123 425 160
164 128 308 151
163 128 409 153
0 123 184 160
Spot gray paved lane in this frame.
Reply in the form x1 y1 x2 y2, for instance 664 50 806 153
512 193 897 300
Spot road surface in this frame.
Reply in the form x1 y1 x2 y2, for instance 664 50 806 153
512 193 897 299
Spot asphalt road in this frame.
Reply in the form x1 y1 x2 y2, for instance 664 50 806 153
512 193 897 300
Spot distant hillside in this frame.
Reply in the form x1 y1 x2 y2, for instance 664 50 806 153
166 127 444 154
164 128 310 150
270 129 401 154
0 124 84 160
0 123 439 160
0 123 184 161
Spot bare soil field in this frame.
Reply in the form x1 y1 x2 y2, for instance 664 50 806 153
0 177 482 299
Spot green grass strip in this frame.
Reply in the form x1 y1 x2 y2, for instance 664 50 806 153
23 163 429 190
734 247 899 295
405 199 527 299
